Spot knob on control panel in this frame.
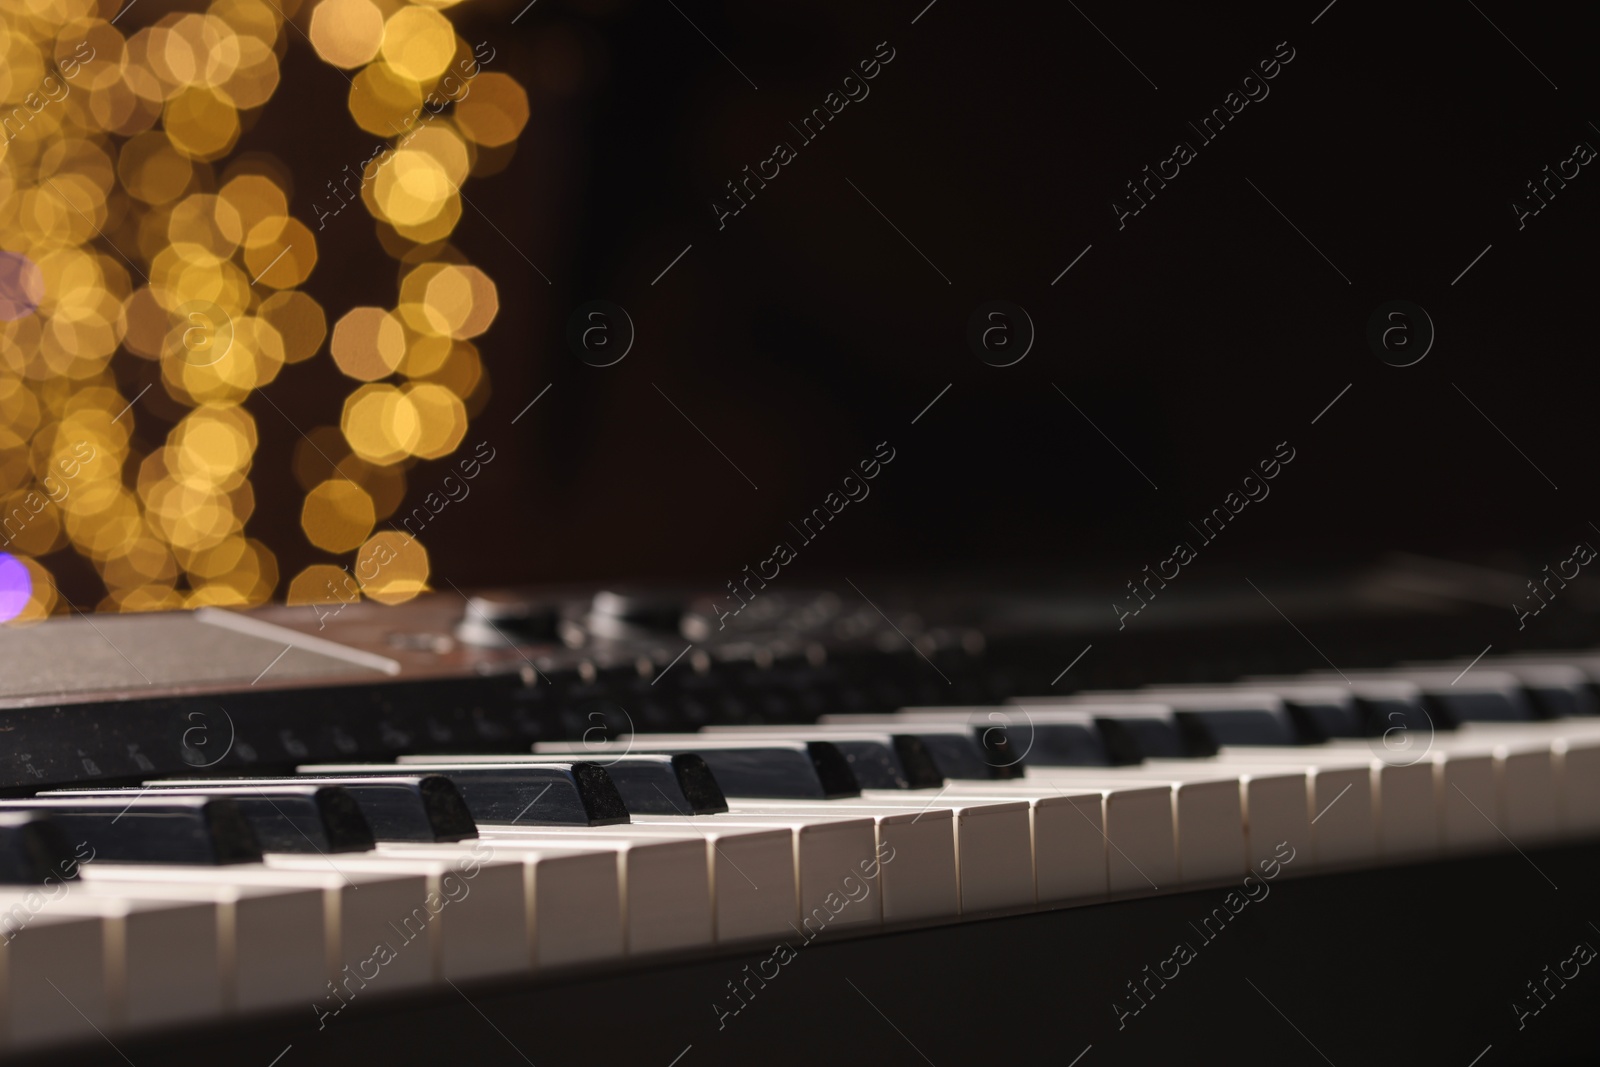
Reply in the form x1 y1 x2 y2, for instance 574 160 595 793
455 592 561 647
587 589 684 637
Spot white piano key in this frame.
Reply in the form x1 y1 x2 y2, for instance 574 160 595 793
268 852 529 982
381 845 620 968
1273 751 1436 862
592 825 795 943
1495 741 1563 845
931 779 1175 895
630 813 881 932
866 788 1108 905
0 906 108 1051
1017 770 1247 883
76 880 324 1014
1031 763 1303 875
1430 735 1562 846
1102 766 1308 875
82 863 433 996
474 831 712 955
398 824 794 946
1358 758 1440 861
1199 752 1378 869
720 801 964 919
1466 720 1600 839
1456 721 1600 840
0 891 219 1033
1429 750 1500 854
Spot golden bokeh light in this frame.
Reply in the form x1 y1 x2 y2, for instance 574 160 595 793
454 74 529 148
348 61 423 136
2 0 518 620
301 478 375 552
257 290 327 364
285 562 358 605
402 381 466 459
242 216 317 288
379 7 454 83
354 529 428 604
309 0 384 70
341 382 418 463
330 306 404 380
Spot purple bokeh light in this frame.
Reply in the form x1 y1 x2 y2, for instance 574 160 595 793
0 554 31 623
0 251 44 322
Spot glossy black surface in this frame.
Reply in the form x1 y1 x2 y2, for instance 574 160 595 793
297 762 631 826
52 785 375 853
0 812 80 885
0 796 262 865
159 775 477 842
397 754 726 816
539 741 861 800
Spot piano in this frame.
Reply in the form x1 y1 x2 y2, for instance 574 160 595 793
0 567 1595 1065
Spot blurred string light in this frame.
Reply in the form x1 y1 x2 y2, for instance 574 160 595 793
0 0 528 621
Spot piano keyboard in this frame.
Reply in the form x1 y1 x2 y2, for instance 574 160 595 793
4 650 1600 1059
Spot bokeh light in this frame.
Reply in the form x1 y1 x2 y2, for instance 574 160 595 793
2 0 513 621
0 253 45 322
0 554 33 622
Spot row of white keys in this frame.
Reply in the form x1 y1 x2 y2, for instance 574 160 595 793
458 831 709 955
1322 737 1529 852
81 863 430 998
73 880 321 1016
587 823 796 941
377 843 623 966
1039 764 1303 877
862 788 1110 905
0 890 218 1048
717 800 971 917
265 852 529 981
1455 718 1600 839
628 814 880 931
925 779 1175 896
1209 748 1414 863
398 816 836 958
1013 768 1248 883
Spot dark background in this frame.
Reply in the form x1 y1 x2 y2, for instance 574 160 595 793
223 0 1600 603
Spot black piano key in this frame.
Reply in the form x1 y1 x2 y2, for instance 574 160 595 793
1300 670 1537 726
158 775 476 842
1257 689 1365 741
693 724 950 788
396 754 727 816
1007 719 1118 766
1048 690 1301 750
1493 656 1600 715
809 738 907 790
1012 698 1203 759
1246 677 1435 739
867 725 1024 780
1096 714 1197 760
0 796 262 865
297 762 631 826
49 785 374 853
536 739 861 800
815 717 1030 779
1422 688 1533 725
831 709 1118 770
902 708 1121 767
884 734 949 787
1406 660 1599 721
0 812 81 884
